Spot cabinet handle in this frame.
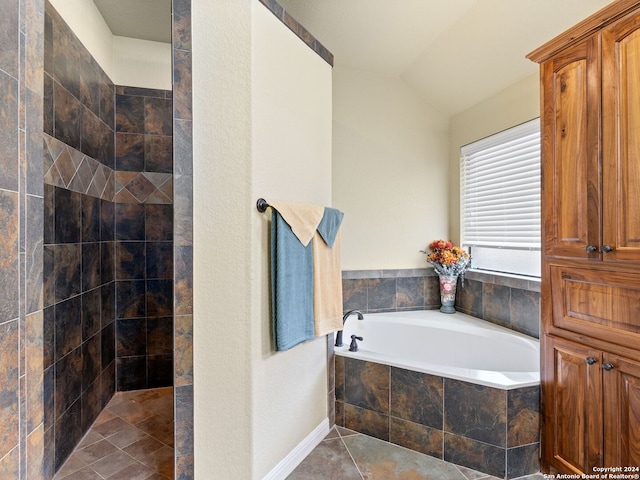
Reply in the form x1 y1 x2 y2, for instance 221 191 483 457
586 245 598 253
602 363 614 371
585 357 597 365
602 245 614 253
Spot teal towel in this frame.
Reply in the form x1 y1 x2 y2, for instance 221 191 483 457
271 210 315 351
317 207 344 247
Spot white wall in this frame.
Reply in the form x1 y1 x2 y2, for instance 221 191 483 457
48 0 171 90
448 73 540 244
112 37 172 90
193 1 332 478
49 0 114 76
333 67 449 270
251 2 332 478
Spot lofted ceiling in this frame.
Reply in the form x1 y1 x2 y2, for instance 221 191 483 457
93 0 613 117
277 0 613 117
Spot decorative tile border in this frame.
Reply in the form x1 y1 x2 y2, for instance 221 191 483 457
44 134 172 205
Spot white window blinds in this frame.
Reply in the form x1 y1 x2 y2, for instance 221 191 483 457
461 118 541 251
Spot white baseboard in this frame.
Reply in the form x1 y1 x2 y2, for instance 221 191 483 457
262 417 330 480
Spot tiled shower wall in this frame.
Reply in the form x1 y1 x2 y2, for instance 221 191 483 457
0 0 45 477
43 2 117 472
42 1 175 472
114 86 174 391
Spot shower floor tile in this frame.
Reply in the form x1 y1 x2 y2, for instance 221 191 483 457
54 387 174 480
288 426 546 480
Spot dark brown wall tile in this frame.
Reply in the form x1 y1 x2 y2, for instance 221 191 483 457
53 243 81 302
144 97 172 136
115 94 144 133
82 288 101 341
147 317 173 355
390 368 442 429
145 135 173 173
173 50 192 121
507 443 540 478
54 346 82 420
53 82 81 150
54 397 81 470
342 279 367 312
116 133 144 171
508 385 540 447
396 277 424 309
444 379 506 448
174 315 192 387
0 0 19 78
344 358 389 414
174 246 192 316
54 295 81 360
510 288 540 339
444 432 505 479
0 71 19 192
455 277 482 318
344 404 389 442
0 320 20 459
116 356 146 391
116 318 146 356
367 278 396 311
483 283 511 329
0 190 19 323
172 0 191 51
390 417 442 458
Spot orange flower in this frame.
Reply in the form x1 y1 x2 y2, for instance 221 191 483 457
421 239 471 276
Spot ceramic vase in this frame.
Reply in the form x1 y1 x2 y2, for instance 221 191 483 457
438 275 458 314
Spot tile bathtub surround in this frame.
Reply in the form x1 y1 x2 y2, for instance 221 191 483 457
335 356 541 479
342 268 541 338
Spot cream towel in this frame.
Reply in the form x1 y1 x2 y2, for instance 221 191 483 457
269 200 324 247
313 208 344 336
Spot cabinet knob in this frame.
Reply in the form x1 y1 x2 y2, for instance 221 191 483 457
586 245 598 253
602 245 614 253
585 357 597 365
602 363 615 371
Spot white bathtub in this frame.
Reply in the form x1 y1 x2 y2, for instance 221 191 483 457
336 310 540 390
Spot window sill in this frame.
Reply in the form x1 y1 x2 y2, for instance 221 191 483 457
463 269 540 292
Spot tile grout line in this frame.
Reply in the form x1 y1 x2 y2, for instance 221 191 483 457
336 430 365 480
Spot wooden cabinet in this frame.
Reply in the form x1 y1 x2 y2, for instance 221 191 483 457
545 337 602 473
528 1 640 474
546 337 640 474
603 353 640 468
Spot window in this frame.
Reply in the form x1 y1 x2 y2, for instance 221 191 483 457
460 118 541 277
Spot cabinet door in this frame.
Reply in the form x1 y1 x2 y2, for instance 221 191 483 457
541 36 600 259
603 353 640 468
544 337 603 474
602 12 640 262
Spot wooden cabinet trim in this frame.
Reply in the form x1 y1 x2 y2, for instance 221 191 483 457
527 0 640 63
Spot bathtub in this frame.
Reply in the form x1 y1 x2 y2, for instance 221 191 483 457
334 309 541 478
336 309 539 390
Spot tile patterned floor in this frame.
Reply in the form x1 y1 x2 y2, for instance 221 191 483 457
288 426 546 480
53 387 174 480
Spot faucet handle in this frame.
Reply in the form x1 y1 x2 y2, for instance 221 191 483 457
349 335 363 352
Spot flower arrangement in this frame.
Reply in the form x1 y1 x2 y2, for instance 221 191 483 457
421 239 471 277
